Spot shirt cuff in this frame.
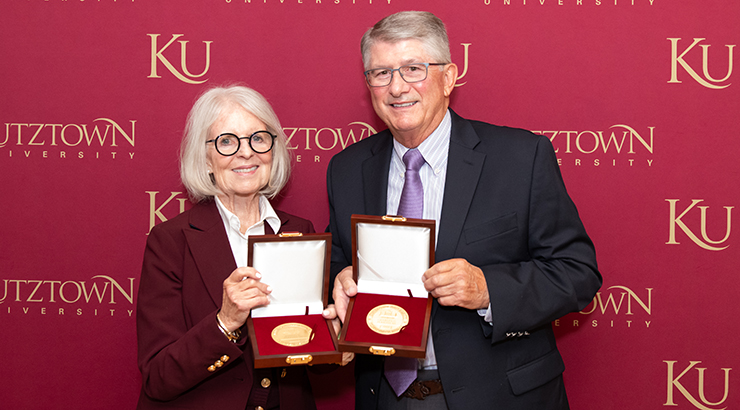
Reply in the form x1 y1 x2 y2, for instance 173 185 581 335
477 304 493 325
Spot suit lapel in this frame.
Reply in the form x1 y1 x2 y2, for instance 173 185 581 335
183 201 237 307
362 131 393 215
436 111 486 263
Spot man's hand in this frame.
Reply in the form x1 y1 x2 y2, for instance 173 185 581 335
422 258 489 310
322 266 357 366
322 302 355 366
328 266 356 323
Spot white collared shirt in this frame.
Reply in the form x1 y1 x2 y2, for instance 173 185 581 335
387 112 451 239
215 195 281 268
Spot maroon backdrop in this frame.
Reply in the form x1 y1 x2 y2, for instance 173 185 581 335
1 1 738 409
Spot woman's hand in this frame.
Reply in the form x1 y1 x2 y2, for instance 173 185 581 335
218 267 272 331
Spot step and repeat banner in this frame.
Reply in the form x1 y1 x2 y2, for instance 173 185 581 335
1 1 738 409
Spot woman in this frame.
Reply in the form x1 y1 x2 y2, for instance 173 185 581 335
136 85 318 410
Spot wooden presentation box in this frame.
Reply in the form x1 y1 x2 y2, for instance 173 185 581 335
246 232 342 368
337 215 435 358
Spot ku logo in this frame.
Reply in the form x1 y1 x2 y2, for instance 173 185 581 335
664 361 731 410
455 43 472 87
668 38 735 89
148 34 213 84
146 191 188 232
666 199 733 251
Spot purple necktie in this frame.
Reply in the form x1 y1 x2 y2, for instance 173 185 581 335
384 148 425 396
396 149 425 219
384 355 419 396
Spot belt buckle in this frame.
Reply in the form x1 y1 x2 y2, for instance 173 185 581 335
418 382 432 397
403 379 441 400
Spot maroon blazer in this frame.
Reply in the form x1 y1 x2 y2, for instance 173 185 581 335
136 200 317 410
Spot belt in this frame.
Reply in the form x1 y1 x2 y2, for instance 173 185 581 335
400 379 444 400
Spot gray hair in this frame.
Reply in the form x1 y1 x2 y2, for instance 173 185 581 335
361 11 451 69
180 85 291 202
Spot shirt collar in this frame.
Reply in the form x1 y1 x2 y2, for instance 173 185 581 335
392 109 451 173
214 195 282 235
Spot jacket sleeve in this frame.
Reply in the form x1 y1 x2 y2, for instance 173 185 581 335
136 223 245 402
483 136 602 343
326 157 351 280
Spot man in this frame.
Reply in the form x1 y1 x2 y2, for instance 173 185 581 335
323 11 601 410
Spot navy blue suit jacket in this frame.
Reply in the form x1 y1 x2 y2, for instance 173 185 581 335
326 110 601 409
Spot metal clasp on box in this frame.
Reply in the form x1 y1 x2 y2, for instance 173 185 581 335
369 346 396 356
279 232 303 237
382 215 407 222
286 354 313 365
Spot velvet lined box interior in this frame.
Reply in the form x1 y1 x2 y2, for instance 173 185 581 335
343 292 428 347
251 314 336 357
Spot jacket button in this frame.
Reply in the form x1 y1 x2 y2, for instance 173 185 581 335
261 378 271 388
221 355 230 362
207 365 216 372
256 407 264 410
370 388 375 395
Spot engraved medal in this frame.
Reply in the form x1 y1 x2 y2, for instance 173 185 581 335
366 304 409 335
271 323 313 347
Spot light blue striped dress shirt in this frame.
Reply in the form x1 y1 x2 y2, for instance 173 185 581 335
386 110 451 369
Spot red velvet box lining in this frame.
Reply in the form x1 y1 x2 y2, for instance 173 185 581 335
344 292 428 346
251 314 335 356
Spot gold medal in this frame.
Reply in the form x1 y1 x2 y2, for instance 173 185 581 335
366 304 409 335
271 323 314 347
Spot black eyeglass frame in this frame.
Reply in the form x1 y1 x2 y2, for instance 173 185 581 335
363 62 448 87
206 131 276 156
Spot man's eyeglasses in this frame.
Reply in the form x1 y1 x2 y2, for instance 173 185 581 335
206 131 276 156
364 63 447 87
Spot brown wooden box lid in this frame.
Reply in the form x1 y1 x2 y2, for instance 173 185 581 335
337 215 435 358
